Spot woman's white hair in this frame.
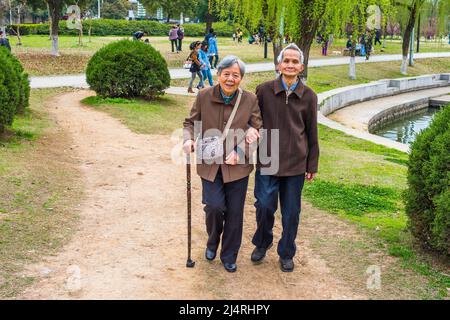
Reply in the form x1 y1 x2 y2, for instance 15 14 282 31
277 43 304 64
217 55 246 77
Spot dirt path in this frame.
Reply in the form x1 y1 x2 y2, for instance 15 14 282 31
19 90 365 299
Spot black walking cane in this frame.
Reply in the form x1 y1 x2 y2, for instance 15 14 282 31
186 153 195 268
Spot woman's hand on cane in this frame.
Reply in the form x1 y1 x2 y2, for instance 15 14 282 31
183 140 195 154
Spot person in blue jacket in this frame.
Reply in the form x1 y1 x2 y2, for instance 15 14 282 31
207 32 219 69
199 41 214 87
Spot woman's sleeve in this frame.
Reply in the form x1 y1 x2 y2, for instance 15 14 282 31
183 94 202 143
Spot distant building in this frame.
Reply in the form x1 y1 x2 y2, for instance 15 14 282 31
128 0 146 20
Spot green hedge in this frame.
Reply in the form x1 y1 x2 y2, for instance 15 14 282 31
0 48 30 133
86 40 170 99
7 20 239 37
404 106 450 255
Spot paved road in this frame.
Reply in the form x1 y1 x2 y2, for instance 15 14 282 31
30 52 450 89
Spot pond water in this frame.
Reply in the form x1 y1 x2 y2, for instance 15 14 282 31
373 107 443 145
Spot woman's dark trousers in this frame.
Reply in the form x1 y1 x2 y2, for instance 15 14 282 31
201 169 249 264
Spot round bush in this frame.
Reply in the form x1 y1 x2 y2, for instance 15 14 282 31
4 49 30 114
405 106 450 255
86 40 170 99
0 48 24 133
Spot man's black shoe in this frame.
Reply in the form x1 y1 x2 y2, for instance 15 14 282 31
223 262 237 273
205 248 216 261
250 243 272 263
279 258 294 272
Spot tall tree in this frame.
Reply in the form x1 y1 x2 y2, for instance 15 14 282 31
215 0 393 80
141 0 196 23
101 0 130 20
325 0 394 79
396 0 426 74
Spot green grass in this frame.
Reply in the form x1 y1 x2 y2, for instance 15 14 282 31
81 94 195 135
302 123 449 299
0 88 82 298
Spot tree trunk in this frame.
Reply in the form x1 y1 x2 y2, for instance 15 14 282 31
349 40 356 79
349 56 356 80
272 39 283 68
416 13 420 52
48 0 62 56
205 0 213 34
401 0 419 74
294 1 322 80
47 2 51 40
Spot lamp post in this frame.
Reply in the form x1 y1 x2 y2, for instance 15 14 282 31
97 0 101 19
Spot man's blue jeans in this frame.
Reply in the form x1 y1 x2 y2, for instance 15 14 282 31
252 170 305 259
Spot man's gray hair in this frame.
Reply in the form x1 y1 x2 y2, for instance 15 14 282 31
217 55 246 78
277 43 304 65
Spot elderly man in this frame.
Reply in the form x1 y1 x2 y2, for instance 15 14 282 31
183 56 262 273
251 43 319 272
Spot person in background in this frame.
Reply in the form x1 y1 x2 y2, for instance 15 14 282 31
321 34 329 56
169 25 179 53
365 30 373 60
248 34 256 45
187 41 205 93
374 29 382 46
208 32 219 69
133 30 148 41
205 28 215 42
346 36 353 50
199 41 214 87
237 29 243 43
0 30 11 51
177 24 185 51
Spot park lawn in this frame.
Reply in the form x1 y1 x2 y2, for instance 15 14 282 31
0 88 82 298
82 59 450 299
9 35 450 75
80 95 195 135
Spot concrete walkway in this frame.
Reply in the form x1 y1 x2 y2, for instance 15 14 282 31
328 86 450 132
30 51 450 89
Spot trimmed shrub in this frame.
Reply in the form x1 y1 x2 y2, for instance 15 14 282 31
86 40 170 99
7 20 241 37
404 106 450 254
2 49 30 114
0 48 29 133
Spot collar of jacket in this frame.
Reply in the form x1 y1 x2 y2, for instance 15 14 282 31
274 76 304 99
211 84 239 106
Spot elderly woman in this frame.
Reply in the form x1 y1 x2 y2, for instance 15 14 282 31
183 56 262 273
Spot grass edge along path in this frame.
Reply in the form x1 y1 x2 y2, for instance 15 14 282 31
0 88 83 298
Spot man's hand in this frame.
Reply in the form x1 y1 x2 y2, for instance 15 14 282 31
245 127 260 144
183 140 195 154
306 172 316 182
225 150 240 165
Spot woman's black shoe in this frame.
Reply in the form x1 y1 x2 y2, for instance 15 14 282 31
205 248 216 261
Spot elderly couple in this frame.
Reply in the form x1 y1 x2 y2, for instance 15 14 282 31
183 43 319 273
